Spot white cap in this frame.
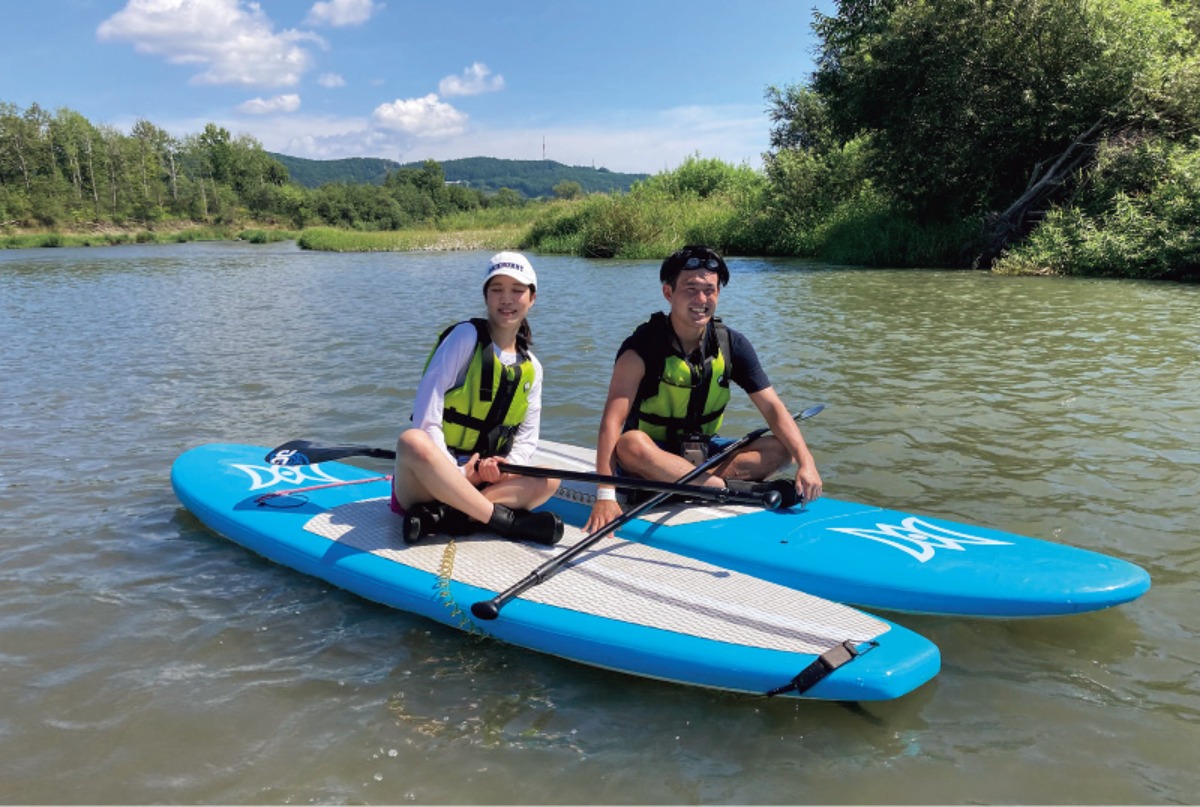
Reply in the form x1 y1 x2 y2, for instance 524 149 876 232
483 251 537 291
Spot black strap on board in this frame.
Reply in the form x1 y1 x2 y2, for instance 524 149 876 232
765 640 873 698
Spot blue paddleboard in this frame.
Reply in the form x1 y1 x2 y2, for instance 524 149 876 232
535 440 1151 618
171 444 940 701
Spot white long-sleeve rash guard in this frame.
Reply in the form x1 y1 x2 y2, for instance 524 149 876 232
410 321 544 473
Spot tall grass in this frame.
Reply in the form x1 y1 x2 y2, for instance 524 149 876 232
522 188 746 258
813 203 981 267
238 228 297 244
298 226 526 252
0 224 264 249
435 204 545 231
297 202 548 251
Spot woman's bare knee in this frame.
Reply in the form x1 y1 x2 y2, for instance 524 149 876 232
396 428 438 464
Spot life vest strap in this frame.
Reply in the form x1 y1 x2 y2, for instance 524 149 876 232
472 361 523 456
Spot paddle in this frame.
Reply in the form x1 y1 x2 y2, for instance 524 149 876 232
502 463 782 509
469 404 826 621
264 441 782 509
266 440 396 465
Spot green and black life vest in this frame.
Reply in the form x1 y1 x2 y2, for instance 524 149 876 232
626 312 732 447
424 319 535 458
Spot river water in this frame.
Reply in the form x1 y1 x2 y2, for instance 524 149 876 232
1 241 1197 804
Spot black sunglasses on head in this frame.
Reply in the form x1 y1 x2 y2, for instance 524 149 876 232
682 256 721 270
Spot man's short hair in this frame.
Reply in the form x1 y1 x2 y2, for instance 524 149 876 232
659 245 730 288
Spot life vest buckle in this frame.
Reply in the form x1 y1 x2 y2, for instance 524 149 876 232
680 434 712 467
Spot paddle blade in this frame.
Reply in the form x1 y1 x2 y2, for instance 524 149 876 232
798 403 826 421
264 440 395 466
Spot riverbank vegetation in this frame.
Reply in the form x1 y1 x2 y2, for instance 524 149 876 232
2 0 1196 280
0 224 296 250
754 0 1200 280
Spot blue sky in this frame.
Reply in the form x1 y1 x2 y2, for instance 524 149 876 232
1 0 834 174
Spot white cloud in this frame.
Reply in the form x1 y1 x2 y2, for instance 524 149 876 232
318 72 346 88
238 94 301 114
372 94 467 138
97 0 323 87
438 63 504 98
282 127 395 160
305 0 383 27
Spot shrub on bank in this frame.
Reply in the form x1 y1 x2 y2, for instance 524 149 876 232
238 228 297 244
522 192 736 259
995 136 1200 281
813 189 982 267
523 156 767 259
522 153 976 267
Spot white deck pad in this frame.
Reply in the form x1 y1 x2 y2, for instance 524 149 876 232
304 497 889 656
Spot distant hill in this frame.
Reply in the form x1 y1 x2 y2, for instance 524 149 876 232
270 155 397 186
268 153 649 197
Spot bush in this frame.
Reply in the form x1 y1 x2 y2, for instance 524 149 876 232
636 154 762 201
524 159 772 259
996 135 1200 280
575 195 661 258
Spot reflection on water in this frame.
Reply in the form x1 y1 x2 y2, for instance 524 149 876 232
1 242 1197 803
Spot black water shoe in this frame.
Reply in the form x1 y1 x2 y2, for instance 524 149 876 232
488 504 564 546
401 501 443 545
401 502 474 544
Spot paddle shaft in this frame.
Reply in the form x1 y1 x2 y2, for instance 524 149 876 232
266 442 395 465
267 440 775 507
469 405 824 621
498 462 777 508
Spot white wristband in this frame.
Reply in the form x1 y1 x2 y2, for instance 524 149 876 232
595 487 618 501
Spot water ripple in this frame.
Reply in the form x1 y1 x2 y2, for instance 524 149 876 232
1 244 1197 803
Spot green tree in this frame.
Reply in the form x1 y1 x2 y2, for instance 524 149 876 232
490 187 524 208
807 0 1195 221
196 123 234 185
635 154 762 200
765 84 835 154
997 134 1200 280
48 110 88 213
0 102 36 192
552 180 583 200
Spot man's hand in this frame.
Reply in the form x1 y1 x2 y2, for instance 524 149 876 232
585 498 624 533
795 464 822 503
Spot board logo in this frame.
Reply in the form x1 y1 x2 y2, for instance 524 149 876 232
233 462 344 491
828 516 1012 562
